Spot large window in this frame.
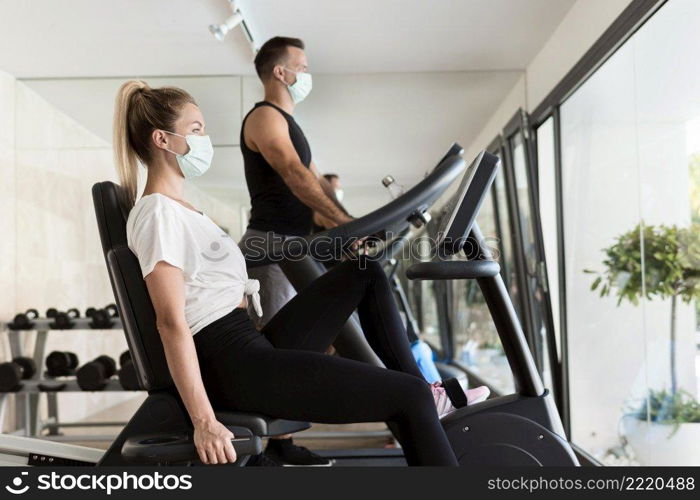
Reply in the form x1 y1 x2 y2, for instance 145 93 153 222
493 165 520 315
558 0 700 466
536 117 561 360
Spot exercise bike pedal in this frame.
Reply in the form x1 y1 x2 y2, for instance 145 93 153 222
441 377 469 408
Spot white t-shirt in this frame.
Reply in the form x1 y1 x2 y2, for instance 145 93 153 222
126 193 262 335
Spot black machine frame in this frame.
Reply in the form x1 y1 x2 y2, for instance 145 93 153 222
405 150 577 465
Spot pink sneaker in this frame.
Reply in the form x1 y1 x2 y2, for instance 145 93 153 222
466 385 490 405
430 382 491 418
430 382 456 418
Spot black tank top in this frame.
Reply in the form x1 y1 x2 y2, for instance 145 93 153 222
241 101 313 236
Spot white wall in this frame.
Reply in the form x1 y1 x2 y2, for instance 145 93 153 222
465 0 633 158
0 71 16 326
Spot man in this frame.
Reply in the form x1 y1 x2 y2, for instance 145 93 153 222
238 36 350 467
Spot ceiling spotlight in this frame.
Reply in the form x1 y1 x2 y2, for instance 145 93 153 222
209 0 258 54
209 11 244 42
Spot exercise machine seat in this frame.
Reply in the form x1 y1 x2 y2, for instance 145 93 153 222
91 181 309 437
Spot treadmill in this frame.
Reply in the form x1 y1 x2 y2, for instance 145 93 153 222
243 143 466 366
243 144 465 465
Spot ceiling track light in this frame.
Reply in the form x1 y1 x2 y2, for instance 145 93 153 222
209 0 258 54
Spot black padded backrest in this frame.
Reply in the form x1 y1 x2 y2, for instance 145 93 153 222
92 181 172 391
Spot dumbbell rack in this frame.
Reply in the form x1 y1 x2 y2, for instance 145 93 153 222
0 317 141 440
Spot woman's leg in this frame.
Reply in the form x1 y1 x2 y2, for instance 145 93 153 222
201 337 458 466
262 258 423 379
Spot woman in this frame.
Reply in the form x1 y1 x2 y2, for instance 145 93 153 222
115 80 488 466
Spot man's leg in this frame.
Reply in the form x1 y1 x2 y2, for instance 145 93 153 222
263 258 424 379
240 231 329 465
247 262 296 328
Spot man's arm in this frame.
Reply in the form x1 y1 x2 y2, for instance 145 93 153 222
245 107 351 225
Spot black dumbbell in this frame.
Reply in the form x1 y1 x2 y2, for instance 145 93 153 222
76 355 116 391
8 309 39 330
118 350 140 390
45 351 80 377
49 308 80 330
118 358 140 391
46 307 58 318
0 357 37 392
105 304 119 318
85 307 114 329
119 350 131 368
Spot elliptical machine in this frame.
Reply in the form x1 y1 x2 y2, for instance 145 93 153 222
406 150 578 466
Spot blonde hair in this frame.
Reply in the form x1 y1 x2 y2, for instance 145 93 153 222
112 80 196 208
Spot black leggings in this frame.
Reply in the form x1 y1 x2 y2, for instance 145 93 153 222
194 258 458 466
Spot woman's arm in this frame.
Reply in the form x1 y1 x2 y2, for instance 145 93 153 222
144 261 237 465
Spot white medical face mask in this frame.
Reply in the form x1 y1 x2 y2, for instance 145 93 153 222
335 188 344 202
163 131 214 179
282 67 312 104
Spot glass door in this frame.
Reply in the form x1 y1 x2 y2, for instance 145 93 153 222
502 109 560 399
487 136 522 317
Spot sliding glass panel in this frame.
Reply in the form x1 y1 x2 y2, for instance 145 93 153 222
506 124 558 384
630 0 700 467
536 117 562 361
561 42 643 464
493 165 520 317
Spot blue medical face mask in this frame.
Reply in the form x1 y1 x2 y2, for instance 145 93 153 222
282 67 312 104
163 131 214 179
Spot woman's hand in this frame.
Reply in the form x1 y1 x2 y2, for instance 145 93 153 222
193 419 237 464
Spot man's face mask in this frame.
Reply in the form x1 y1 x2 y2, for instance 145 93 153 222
282 67 312 104
163 131 214 179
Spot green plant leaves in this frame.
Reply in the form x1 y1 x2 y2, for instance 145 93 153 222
587 223 700 305
629 389 700 436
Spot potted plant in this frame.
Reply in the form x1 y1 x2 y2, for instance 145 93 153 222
587 223 700 465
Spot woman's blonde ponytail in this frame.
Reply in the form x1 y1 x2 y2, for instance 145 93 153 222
113 80 147 209
112 80 195 209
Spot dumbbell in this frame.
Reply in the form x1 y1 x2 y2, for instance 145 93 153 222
119 350 131 367
0 357 37 392
87 304 119 317
118 351 140 391
45 351 80 377
76 355 116 391
105 303 119 318
86 307 114 329
48 308 80 330
8 309 39 330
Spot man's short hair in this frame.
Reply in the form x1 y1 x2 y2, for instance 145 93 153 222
323 174 339 182
254 36 305 81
